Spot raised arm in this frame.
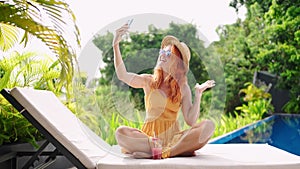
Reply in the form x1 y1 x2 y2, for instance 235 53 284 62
181 80 215 126
112 24 149 89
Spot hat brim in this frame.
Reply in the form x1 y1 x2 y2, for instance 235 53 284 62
161 35 190 69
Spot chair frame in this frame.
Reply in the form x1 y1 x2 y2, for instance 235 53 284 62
1 89 86 169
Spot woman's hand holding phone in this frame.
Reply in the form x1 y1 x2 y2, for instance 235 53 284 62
113 19 134 46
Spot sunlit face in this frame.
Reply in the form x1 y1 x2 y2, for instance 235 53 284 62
156 45 173 72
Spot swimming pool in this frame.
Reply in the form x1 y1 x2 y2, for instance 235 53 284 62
210 114 300 156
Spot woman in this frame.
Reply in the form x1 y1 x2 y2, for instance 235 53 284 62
113 23 215 159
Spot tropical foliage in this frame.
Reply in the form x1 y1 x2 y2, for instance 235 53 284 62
0 51 61 146
215 0 300 113
0 0 80 146
0 0 80 94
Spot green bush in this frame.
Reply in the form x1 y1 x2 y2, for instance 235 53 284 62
0 52 63 146
213 82 274 139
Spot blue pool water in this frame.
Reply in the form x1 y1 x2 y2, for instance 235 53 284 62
210 114 300 156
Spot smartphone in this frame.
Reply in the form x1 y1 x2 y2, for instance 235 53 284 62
127 19 134 27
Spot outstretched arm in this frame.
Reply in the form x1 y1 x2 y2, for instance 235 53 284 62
181 80 215 126
112 24 149 88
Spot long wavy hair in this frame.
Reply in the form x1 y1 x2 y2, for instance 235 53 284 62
150 45 188 103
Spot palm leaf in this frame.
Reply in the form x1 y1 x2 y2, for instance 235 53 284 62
0 23 19 51
0 0 81 96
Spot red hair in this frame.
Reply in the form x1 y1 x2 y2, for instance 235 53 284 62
150 45 187 103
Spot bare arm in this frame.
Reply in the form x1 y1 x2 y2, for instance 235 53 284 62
112 24 149 88
181 80 215 126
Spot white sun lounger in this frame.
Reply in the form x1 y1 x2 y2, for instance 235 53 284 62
1 87 300 169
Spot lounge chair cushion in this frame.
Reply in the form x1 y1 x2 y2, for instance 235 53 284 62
11 87 111 169
98 144 300 169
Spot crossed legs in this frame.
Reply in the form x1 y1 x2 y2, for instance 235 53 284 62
169 119 215 157
115 119 215 158
115 127 151 154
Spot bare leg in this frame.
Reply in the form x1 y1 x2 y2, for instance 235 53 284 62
115 126 151 157
169 119 215 157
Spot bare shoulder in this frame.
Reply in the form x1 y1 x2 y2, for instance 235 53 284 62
140 74 152 94
139 73 153 87
140 74 153 82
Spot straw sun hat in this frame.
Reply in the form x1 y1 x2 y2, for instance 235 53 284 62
161 35 191 69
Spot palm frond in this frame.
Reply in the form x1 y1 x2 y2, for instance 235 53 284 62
0 23 19 51
0 0 81 96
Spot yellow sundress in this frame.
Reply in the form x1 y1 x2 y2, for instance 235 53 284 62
141 89 184 157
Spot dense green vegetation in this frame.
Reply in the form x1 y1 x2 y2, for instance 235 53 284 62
0 0 299 146
217 0 300 113
0 0 80 146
